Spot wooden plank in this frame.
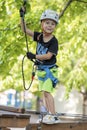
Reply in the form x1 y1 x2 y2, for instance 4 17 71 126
29 122 87 130
0 116 29 128
0 112 30 128
0 128 10 130
0 105 25 113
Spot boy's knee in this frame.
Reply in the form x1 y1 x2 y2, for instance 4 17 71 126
43 91 50 98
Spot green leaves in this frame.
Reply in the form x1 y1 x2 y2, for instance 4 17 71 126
0 0 87 95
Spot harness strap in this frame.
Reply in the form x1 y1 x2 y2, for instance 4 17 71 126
37 64 58 87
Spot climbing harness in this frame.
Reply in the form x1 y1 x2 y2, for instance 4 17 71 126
37 64 58 88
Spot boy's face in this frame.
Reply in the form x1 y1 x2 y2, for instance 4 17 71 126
41 19 56 34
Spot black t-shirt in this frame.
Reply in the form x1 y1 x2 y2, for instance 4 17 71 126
33 32 58 65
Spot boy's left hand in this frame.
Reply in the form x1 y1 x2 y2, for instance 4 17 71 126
27 52 36 60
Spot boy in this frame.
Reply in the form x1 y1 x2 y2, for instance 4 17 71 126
20 9 59 124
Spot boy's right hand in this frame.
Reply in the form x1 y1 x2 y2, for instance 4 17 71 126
19 7 26 17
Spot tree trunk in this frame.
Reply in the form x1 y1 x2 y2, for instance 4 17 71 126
82 92 87 115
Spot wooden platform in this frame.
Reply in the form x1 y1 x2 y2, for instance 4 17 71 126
0 105 30 130
0 112 30 128
26 110 87 130
27 121 87 130
0 105 87 130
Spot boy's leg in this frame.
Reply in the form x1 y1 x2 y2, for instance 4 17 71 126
41 91 60 124
43 91 55 114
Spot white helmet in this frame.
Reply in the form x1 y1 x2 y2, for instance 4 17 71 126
40 9 59 24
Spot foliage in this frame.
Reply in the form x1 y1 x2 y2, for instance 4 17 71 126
0 0 87 98
57 0 87 98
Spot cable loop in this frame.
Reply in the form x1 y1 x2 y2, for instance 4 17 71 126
22 55 36 90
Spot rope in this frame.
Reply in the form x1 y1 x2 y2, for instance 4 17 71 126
22 54 36 90
21 17 29 52
21 1 36 91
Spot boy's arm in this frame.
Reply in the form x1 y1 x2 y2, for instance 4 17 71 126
36 52 53 61
20 17 34 37
27 51 53 61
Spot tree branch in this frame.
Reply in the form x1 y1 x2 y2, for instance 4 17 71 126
59 0 73 19
0 0 87 31
74 0 87 3
59 0 87 19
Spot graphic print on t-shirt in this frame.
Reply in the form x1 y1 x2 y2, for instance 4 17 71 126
37 42 48 55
